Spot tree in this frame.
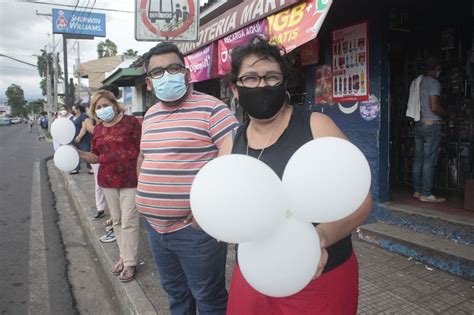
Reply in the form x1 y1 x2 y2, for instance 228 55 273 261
123 49 139 57
97 39 118 58
5 84 27 117
27 99 45 115
36 49 62 96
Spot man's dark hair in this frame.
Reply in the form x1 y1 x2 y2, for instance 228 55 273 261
422 56 440 71
98 85 120 98
74 104 86 113
143 43 185 73
230 35 289 84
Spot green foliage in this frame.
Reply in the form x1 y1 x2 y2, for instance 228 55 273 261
123 49 139 57
5 84 27 117
97 39 118 58
27 99 45 115
36 49 62 95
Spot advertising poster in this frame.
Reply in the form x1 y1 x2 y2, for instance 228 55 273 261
266 0 332 53
217 20 267 76
314 65 333 104
332 21 369 102
135 0 199 41
184 43 215 82
52 8 106 37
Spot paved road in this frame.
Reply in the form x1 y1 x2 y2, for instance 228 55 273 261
0 123 75 314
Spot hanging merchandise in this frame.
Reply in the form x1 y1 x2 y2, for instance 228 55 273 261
332 21 369 103
314 65 333 104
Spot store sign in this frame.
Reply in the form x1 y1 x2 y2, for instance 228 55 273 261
332 21 369 103
185 43 215 82
135 0 199 41
267 0 332 52
52 8 106 37
177 0 300 55
217 20 268 76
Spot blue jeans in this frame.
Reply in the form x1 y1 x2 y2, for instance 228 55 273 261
74 141 91 171
412 123 441 196
144 221 228 315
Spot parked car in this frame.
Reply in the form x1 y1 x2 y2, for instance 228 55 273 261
0 118 11 126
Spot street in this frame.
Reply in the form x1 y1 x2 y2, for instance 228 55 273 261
0 124 117 314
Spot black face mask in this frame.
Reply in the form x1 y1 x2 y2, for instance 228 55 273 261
236 85 287 119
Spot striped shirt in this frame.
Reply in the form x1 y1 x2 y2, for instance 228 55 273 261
137 91 239 233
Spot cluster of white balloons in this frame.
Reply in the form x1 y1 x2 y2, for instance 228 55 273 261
190 137 371 297
51 118 79 172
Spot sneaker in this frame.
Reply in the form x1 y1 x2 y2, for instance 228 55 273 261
99 228 117 243
419 195 446 203
93 211 105 220
412 192 420 199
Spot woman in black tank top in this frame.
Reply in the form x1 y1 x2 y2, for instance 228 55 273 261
226 37 372 314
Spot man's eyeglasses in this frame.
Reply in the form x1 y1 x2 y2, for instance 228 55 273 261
148 63 185 79
237 73 284 88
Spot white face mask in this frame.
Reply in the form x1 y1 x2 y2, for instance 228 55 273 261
59 110 67 117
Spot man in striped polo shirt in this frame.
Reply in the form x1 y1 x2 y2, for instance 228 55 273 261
136 43 239 314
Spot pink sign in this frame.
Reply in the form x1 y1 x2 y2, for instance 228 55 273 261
217 20 268 76
185 43 215 83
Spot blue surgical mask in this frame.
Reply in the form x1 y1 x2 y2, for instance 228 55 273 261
152 72 187 102
96 106 116 122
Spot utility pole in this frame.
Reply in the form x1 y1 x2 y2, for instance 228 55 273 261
45 44 52 113
63 34 69 106
76 41 81 102
52 35 58 112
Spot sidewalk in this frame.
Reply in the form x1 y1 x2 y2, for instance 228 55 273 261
58 167 474 314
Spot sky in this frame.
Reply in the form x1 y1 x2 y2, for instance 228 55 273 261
0 0 209 102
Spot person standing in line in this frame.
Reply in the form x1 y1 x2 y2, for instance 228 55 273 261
136 43 239 314
226 37 371 314
70 104 92 175
409 56 449 203
78 90 142 282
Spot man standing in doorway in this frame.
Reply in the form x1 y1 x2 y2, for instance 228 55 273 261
136 43 239 314
409 56 449 203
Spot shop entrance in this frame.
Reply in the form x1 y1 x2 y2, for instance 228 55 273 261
387 0 473 212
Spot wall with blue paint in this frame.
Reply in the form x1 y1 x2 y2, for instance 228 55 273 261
302 1 389 215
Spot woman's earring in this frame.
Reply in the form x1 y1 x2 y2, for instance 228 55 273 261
286 91 291 104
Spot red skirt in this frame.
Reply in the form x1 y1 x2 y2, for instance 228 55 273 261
227 251 359 315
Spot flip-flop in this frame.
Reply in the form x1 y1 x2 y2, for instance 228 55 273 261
119 266 136 283
111 261 124 276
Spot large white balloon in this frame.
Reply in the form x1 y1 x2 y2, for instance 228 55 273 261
51 118 75 145
282 137 371 223
54 145 80 172
190 154 288 244
238 215 320 297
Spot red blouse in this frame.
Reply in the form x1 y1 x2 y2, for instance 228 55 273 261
91 115 141 188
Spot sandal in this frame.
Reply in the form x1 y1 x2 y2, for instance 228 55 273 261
103 218 113 227
119 266 136 283
69 170 79 175
111 260 124 275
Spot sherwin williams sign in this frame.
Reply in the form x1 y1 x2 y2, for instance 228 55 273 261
217 20 267 76
52 9 106 37
185 43 216 82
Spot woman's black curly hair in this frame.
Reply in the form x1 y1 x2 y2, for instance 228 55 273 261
230 35 289 84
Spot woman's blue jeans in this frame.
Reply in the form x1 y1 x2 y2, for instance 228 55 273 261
412 123 441 196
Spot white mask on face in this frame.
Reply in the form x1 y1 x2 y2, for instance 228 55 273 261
59 109 67 117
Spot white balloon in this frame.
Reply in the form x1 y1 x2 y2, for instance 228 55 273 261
51 118 75 145
238 215 320 297
190 154 288 244
282 137 371 223
54 145 80 172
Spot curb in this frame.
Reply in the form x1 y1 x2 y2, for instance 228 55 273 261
59 170 157 314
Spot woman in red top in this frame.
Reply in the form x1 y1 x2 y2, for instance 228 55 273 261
78 90 142 283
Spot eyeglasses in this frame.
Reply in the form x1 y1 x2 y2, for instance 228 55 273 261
148 63 185 79
237 73 284 88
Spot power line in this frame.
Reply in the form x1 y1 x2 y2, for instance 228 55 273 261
0 65 39 72
10 0 133 13
0 54 38 68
